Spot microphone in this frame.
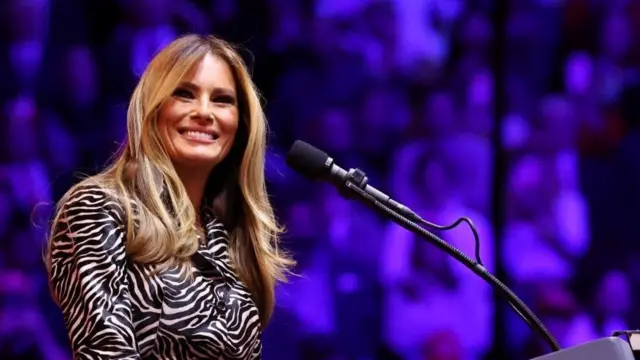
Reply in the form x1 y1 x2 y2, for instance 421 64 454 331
285 140 562 354
285 140 422 222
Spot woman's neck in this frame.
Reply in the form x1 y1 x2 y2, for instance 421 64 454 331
174 164 210 214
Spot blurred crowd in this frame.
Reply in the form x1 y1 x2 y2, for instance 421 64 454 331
2 0 640 359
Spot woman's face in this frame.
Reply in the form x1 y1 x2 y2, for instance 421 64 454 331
157 53 239 172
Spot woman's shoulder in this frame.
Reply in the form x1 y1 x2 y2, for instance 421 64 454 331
59 177 127 219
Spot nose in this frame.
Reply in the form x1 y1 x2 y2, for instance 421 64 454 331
194 98 213 121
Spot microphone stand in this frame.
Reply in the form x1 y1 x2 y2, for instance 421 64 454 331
340 168 562 353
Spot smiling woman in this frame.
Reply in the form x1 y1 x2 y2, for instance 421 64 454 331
157 52 241 211
159 54 237 168
45 34 294 360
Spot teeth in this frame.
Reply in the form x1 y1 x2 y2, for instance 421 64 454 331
184 131 214 140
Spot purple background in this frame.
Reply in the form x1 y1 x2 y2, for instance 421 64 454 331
1 0 640 359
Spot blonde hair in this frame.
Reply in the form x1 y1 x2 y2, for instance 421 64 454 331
46 34 294 327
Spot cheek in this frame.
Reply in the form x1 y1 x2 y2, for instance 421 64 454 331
220 113 240 145
156 115 170 144
156 108 180 153
223 126 239 158
158 124 173 154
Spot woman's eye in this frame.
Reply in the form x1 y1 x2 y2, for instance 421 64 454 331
172 88 194 99
213 95 235 105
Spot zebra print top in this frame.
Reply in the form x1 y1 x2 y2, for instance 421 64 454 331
48 185 262 359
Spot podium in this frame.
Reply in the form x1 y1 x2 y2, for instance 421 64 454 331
530 337 635 360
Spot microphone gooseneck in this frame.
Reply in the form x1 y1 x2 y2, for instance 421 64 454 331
286 140 562 353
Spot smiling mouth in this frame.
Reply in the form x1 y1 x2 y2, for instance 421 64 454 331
178 129 219 141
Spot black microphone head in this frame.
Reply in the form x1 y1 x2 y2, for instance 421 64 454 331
286 140 330 179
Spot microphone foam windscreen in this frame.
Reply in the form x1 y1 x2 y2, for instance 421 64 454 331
286 141 329 179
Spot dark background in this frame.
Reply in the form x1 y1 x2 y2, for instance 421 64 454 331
1 0 639 359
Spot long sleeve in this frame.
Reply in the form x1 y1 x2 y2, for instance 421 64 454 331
48 185 140 360
250 336 262 359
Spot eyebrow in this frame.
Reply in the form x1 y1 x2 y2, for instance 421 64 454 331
177 81 236 96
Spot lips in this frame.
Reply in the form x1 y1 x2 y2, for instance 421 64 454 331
178 127 220 141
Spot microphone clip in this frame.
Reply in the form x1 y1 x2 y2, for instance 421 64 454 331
339 168 368 200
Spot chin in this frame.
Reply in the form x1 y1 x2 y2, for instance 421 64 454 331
181 153 223 166
173 148 226 169
165 133 233 171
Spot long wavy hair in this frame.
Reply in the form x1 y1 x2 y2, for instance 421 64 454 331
45 34 294 327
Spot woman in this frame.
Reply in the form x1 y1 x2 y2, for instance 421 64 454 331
45 34 294 359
